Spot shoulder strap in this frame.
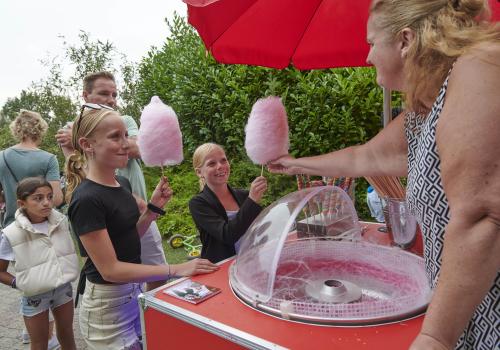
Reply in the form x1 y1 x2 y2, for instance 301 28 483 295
2 150 19 183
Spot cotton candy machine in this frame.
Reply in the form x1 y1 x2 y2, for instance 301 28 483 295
229 186 431 326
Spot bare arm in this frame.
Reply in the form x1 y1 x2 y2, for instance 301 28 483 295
268 111 408 177
411 45 500 349
80 229 217 283
136 176 172 237
0 259 15 287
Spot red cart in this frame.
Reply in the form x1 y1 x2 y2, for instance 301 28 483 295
139 223 424 350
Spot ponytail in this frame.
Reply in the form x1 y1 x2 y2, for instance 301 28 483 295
65 150 87 203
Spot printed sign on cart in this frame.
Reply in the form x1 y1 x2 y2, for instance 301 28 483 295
163 279 221 304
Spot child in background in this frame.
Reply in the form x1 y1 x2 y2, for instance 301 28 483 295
0 177 78 350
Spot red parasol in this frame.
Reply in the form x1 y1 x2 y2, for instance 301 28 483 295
185 0 500 71
186 0 371 70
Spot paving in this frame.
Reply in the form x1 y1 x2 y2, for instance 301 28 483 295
0 266 88 349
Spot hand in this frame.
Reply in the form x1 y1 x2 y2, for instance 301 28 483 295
172 259 219 277
55 123 73 147
267 154 300 175
149 176 173 209
248 176 267 204
56 123 76 157
409 333 451 350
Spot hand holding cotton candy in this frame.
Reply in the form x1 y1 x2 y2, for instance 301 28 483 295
245 96 289 166
138 96 183 169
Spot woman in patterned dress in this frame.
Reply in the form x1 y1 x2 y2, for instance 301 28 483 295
268 1 500 349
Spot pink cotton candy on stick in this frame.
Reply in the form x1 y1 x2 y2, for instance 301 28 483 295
138 96 183 167
245 96 289 165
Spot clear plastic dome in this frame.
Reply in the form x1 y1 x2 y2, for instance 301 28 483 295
229 186 431 325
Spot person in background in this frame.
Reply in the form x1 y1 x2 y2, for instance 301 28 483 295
1 110 63 228
269 1 499 349
0 109 63 348
66 106 217 349
0 177 78 350
56 71 167 291
189 143 267 263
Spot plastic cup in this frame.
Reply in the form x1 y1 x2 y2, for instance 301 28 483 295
386 198 417 249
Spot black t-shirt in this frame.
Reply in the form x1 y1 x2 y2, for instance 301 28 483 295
68 176 141 284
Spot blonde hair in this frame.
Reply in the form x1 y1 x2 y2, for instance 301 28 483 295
192 143 226 191
370 0 500 112
9 110 48 143
64 108 120 203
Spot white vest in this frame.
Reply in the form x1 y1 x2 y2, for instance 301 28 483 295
3 209 79 296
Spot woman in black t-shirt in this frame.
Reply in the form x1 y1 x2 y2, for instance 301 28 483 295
66 106 218 350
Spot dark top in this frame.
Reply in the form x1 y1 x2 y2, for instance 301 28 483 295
189 185 262 263
68 176 141 284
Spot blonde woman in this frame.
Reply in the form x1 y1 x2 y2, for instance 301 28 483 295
0 110 62 228
66 105 218 350
189 143 267 263
269 1 500 349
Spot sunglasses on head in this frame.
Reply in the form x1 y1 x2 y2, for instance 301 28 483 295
76 103 115 131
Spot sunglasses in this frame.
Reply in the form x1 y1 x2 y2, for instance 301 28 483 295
76 103 115 131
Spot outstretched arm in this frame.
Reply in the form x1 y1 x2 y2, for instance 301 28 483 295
80 229 218 284
268 111 408 178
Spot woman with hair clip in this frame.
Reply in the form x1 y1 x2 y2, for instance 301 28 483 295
269 1 500 349
66 105 218 350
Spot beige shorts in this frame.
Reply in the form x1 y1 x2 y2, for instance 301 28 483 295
79 280 142 350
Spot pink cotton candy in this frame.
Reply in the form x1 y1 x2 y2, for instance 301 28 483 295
138 96 183 167
245 96 289 165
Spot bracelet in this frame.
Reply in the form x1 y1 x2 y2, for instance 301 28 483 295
11 277 16 289
147 202 166 216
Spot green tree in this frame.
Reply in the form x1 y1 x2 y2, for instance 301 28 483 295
0 31 140 164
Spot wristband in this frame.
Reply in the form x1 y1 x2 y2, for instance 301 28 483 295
147 202 166 216
11 277 16 289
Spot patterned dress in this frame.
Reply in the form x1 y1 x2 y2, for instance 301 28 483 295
405 74 500 349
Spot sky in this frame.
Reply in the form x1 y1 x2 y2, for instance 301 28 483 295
0 0 186 107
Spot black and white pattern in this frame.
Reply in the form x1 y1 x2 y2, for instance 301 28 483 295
405 75 500 350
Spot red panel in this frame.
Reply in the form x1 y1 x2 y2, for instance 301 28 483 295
213 0 322 69
188 0 256 48
144 308 243 350
293 0 371 69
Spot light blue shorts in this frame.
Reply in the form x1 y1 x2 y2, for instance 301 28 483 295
20 282 73 317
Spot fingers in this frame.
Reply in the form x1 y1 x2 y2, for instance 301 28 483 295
190 259 219 275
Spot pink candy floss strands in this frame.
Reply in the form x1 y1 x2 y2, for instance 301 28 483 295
138 96 183 175
245 96 289 176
